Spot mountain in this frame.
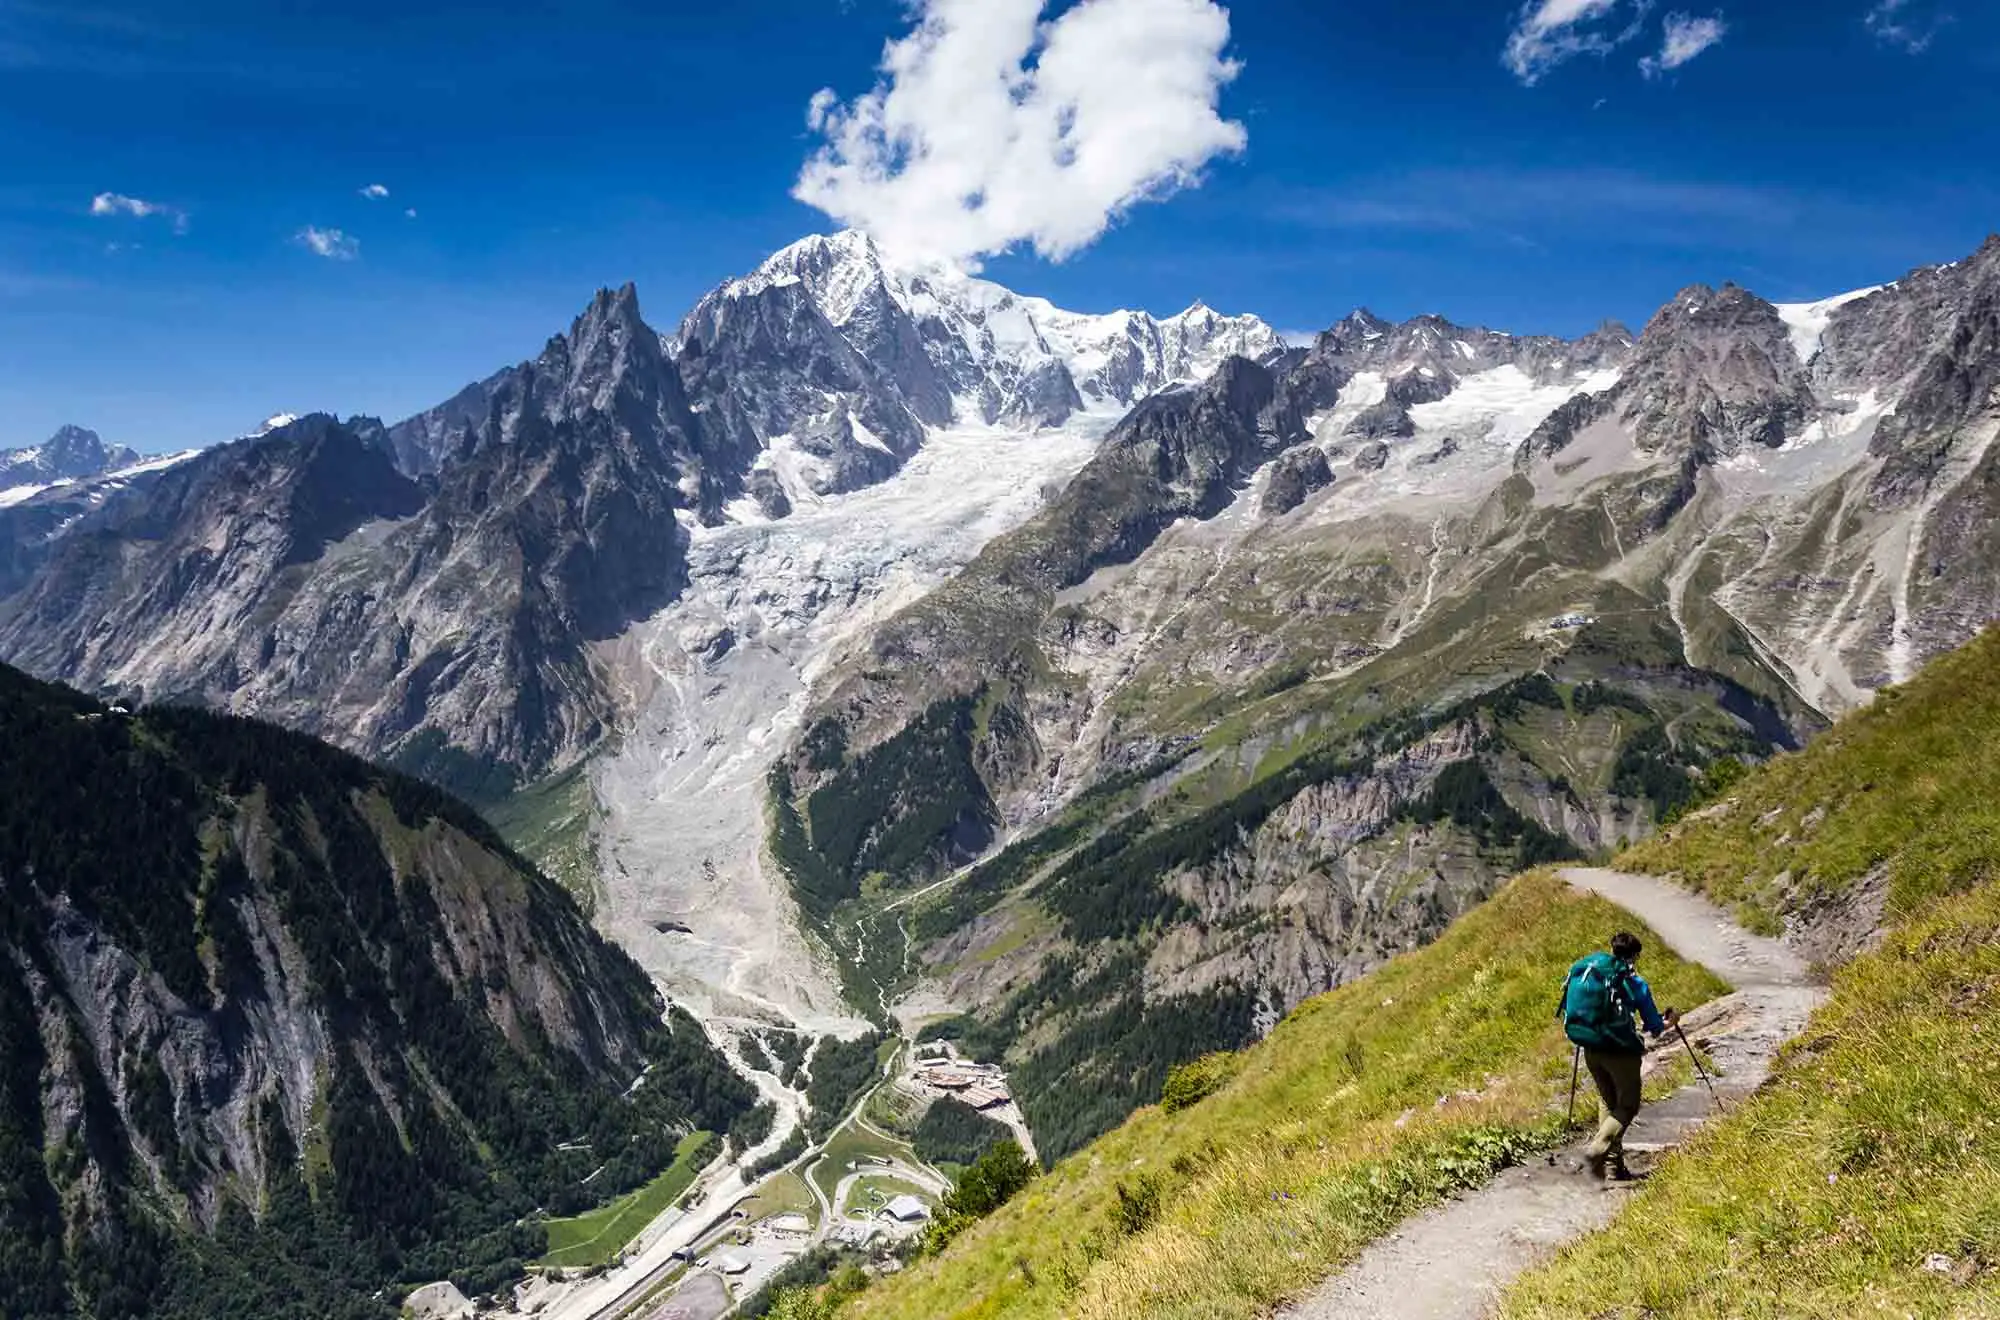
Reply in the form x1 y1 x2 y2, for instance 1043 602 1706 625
4 231 1999 1164
0 305 698 799
0 662 757 1319
0 425 141 492
0 244 1275 821
757 236 2000 1157
673 231 1280 517
798 624 2000 1320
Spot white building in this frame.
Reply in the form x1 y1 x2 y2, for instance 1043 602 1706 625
882 1195 930 1224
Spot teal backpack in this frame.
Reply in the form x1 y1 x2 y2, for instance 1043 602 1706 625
1558 952 1635 1051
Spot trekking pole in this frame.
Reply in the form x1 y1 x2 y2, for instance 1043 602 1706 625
1565 1045 1582 1132
1675 1024 1723 1112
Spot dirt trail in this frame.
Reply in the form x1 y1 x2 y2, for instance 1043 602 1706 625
1280 867 1825 1320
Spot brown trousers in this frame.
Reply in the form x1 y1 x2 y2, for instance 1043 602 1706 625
1583 1048 1643 1161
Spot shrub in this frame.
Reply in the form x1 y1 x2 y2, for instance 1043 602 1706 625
1160 1052 1241 1114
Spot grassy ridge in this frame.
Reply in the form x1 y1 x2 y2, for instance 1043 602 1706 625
1621 626 2000 931
539 1131 716 1270
843 873 1725 1320
1503 629 2000 1318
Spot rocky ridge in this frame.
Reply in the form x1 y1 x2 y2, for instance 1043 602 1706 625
0 424 142 491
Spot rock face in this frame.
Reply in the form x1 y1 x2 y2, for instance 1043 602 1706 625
0 399 683 797
0 291 702 796
0 425 142 488
674 231 1281 511
0 664 753 1319
0 240 1275 796
1261 447 1335 515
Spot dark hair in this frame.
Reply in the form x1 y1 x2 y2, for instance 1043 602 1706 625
1610 931 1643 962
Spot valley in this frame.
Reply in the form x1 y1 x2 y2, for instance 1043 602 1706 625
4 227 2000 1319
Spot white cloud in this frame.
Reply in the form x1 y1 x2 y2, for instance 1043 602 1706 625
89 191 188 233
404 207 417 219
1503 0 1653 85
295 226 359 260
1866 0 1949 52
359 183 390 199
793 0 1245 265
1640 12 1726 77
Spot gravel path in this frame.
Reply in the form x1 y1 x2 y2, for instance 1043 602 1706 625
1280 867 1825 1320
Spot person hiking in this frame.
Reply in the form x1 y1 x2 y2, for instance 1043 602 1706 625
1558 931 1679 1180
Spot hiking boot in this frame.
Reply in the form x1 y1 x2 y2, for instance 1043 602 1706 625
1609 1160 1638 1182
1585 1151 1609 1180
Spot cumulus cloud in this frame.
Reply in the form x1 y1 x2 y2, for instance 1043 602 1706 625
1640 12 1726 77
1503 0 1654 85
295 226 359 260
90 191 188 233
1866 0 1950 52
794 0 1245 265
359 183 390 199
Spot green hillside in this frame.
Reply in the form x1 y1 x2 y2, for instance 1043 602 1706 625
786 627 2000 1320
1501 628 2000 1317
831 872 1725 1320
0 663 757 1320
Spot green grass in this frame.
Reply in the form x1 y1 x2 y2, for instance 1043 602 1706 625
538 1131 716 1270
1500 628 2000 1318
487 762 601 909
841 872 1725 1320
809 1123 924 1207
1622 626 2000 931
736 1170 820 1227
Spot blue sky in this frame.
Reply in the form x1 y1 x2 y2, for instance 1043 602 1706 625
2 0 1995 453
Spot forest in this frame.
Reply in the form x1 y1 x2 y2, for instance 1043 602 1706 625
912 1098 1013 1168
0 664 756 1319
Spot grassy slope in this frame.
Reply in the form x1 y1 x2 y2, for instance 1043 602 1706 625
539 1131 715 1270
1619 626 2000 930
1502 630 2000 1318
845 873 1725 1320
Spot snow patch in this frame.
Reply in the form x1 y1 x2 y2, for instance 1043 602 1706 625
1775 287 1884 365
1408 365 1623 449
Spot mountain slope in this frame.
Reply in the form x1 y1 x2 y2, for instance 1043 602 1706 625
755 236 2000 1160
816 870 1725 1320
787 624 2000 1320
1501 625 2000 1316
0 323 696 798
0 662 756 1319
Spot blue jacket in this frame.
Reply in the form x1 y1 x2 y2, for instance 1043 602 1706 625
1560 953 1667 1056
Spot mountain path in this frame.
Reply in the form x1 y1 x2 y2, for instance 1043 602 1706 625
1279 867 1825 1320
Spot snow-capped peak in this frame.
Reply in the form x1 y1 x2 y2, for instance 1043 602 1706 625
683 230 1281 463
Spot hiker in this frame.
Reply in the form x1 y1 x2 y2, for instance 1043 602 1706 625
1558 931 1679 1180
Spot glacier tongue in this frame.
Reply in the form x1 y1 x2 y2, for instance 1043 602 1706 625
590 414 1119 1032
